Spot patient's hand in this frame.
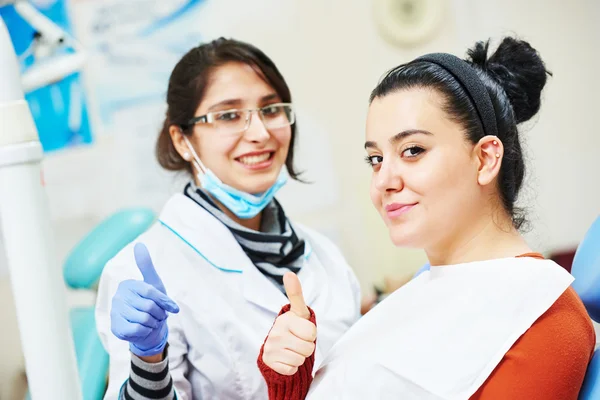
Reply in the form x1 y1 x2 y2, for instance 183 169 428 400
261 272 317 375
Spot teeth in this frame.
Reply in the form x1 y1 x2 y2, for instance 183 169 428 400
239 153 271 165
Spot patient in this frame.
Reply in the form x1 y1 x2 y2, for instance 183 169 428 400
257 37 596 399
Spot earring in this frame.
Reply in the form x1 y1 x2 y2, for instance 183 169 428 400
183 152 190 160
496 153 501 158
493 140 498 145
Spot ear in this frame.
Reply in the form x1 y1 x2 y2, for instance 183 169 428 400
169 125 193 161
474 136 503 186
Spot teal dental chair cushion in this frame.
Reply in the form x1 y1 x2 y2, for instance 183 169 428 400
70 307 109 399
63 208 155 289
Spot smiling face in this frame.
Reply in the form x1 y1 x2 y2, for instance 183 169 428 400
365 87 502 251
174 61 292 194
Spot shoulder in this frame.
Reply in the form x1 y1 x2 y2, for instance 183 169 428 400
101 223 165 274
294 223 343 258
473 287 595 399
294 223 354 271
99 221 188 293
533 286 596 348
511 286 595 369
293 222 361 292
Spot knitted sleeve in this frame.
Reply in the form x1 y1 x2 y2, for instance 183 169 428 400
257 304 317 400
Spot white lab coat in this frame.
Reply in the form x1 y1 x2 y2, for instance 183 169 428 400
306 257 574 400
95 193 361 400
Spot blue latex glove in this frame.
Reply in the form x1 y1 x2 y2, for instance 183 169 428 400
110 243 180 357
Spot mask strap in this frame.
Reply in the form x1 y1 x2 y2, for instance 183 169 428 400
182 135 207 175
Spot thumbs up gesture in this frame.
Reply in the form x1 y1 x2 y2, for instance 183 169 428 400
261 272 317 375
110 243 180 358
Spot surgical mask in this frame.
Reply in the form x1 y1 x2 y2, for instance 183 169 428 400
183 136 287 219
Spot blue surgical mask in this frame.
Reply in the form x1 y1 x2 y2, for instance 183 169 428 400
183 137 287 219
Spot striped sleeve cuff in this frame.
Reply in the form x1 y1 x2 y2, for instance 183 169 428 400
120 346 175 400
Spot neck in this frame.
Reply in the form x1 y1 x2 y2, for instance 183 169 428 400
426 212 531 266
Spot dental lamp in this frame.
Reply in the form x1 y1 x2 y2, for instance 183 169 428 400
2 0 85 93
0 1 83 398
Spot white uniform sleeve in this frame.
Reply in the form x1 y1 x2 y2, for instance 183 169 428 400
95 254 192 399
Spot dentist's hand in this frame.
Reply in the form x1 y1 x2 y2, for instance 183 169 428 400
111 243 180 359
261 272 317 375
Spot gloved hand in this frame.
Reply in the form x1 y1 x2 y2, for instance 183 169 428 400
110 242 180 357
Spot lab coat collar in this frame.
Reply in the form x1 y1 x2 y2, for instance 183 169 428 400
158 193 316 315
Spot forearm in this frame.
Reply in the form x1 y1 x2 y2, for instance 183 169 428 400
120 346 176 400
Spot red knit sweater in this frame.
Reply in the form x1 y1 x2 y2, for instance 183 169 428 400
257 304 317 400
256 255 595 400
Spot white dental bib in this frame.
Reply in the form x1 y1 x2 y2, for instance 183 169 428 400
307 257 573 400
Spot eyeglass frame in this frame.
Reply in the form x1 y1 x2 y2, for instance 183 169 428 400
182 102 296 133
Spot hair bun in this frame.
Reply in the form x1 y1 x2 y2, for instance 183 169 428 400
467 37 551 124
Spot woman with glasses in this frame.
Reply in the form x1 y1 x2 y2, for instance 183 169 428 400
95 38 362 399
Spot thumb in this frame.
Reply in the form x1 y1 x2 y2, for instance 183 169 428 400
284 272 309 320
134 242 166 294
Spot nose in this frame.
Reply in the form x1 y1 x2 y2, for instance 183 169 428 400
242 111 270 143
374 158 404 194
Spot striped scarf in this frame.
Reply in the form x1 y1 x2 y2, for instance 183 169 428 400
184 182 305 292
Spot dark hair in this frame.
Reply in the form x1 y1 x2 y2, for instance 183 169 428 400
369 37 551 229
156 37 301 179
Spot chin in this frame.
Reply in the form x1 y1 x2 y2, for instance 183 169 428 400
232 162 284 193
387 224 423 248
238 175 278 194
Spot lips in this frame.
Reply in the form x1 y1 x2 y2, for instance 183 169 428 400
237 152 272 166
235 150 275 170
385 202 417 218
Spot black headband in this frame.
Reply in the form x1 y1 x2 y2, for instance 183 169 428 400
414 53 498 138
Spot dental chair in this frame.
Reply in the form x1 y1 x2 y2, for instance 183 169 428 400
413 262 430 278
571 215 600 400
25 208 155 400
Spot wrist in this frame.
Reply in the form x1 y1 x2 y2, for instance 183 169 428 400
133 342 169 364
138 353 164 363
130 330 168 357
130 341 167 357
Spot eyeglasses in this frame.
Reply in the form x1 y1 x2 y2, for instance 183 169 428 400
184 103 295 135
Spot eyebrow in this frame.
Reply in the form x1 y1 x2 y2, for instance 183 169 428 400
207 93 280 112
364 129 433 149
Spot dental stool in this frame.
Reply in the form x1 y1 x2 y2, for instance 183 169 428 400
571 216 600 400
24 208 155 400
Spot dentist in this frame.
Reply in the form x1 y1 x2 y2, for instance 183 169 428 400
95 38 361 400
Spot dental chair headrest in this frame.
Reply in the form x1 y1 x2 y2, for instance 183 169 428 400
571 216 600 322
